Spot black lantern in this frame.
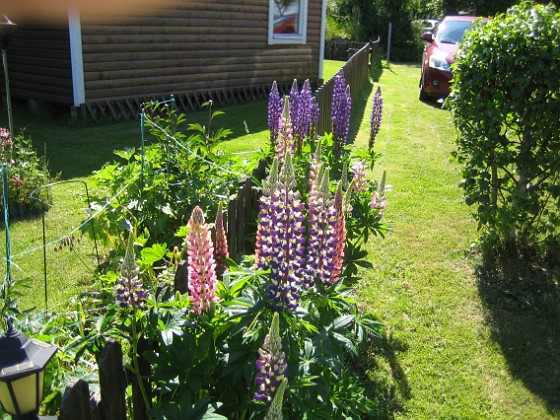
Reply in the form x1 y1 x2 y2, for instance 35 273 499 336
0 318 57 419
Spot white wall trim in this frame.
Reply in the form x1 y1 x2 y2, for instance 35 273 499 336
318 0 327 81
68 10 85 107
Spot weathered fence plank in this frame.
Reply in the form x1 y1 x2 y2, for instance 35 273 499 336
59 378 92 420
227 159 267 259
98 340 127 420
316 38 381 135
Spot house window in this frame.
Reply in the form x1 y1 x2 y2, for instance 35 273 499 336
268 0 308 45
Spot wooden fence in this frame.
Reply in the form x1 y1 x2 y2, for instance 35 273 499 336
326 39 369 61
226 159 268 258
316 37 380 135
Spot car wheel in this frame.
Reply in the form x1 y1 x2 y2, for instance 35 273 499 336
419 87 430 102
419 72 430 102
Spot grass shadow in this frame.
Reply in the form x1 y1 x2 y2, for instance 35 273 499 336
477 259 560 415
3 98 269 180
348 79 374 144
351 333 411 419
370 55 384 83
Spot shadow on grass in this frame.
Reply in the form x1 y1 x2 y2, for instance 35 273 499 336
351 333 411 419
371 58 384 83
4 98 269 180
348 80 374 144
477 259 560 415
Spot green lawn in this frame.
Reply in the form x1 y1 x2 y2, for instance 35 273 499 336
1 61 558 418
354 63 559 419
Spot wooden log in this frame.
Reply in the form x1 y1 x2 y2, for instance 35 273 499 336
84 54 313 75
82 18 268 36
84 67 315 93
82 48 313 65
9 63 71 78
82 41 269 54
83 61 314 83
9 88 72 105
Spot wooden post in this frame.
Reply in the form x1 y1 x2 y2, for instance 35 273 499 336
174 260 189 294
59 378 92 420
98 340 127 420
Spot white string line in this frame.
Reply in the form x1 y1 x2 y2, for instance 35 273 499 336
143 114 252 179
4 113 262 262
8 171 141 260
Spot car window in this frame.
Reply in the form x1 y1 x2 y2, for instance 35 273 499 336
436 20 473 44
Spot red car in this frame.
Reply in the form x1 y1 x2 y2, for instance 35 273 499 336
419 15 484 102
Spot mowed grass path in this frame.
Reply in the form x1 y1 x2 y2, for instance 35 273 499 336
356 64 558 419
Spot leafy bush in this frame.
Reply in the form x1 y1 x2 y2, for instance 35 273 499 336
84 101 243 255
0 128 53 218
448 3 560 260
40 138 386 418
18 78 389 418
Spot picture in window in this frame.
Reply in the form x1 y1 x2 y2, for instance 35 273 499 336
273 0 301 34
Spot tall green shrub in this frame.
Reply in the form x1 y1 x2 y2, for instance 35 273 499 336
449 3 560 259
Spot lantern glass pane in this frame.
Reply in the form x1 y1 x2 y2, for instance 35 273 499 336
0 371 42 415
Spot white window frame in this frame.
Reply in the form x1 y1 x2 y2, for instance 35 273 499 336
268 0 308 45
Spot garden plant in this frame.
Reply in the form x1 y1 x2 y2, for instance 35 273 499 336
0 128 53 219
449 2 560 261
1 71 388 418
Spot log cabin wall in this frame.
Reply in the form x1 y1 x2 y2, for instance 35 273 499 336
3 23 73 107
78 0 323 121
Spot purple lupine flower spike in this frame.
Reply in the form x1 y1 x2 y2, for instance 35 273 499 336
289 79 299 128
308 140 323 192
341 85 352 147
309 97 320 139
266 151 305 309
214 202 229 277
255 158 280 268
305 169 338 288
268 81 283 149
369 86 383 150
0 128 13 164
295 79 313 152
116 232 148 310
254 312 287 407
276 96 295 164
331 70 349 157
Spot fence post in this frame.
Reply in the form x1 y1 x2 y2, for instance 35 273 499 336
99 340 127 420
387 23 393 64
59 378 92 420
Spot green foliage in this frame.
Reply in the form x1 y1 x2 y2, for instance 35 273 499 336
30 123 388 418
83 102 240 254
327 0 429 61
448 3 560 260
31 239 383 418
0 130 53 217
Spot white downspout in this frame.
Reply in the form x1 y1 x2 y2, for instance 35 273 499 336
318 0 327 83
68 10 85 107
